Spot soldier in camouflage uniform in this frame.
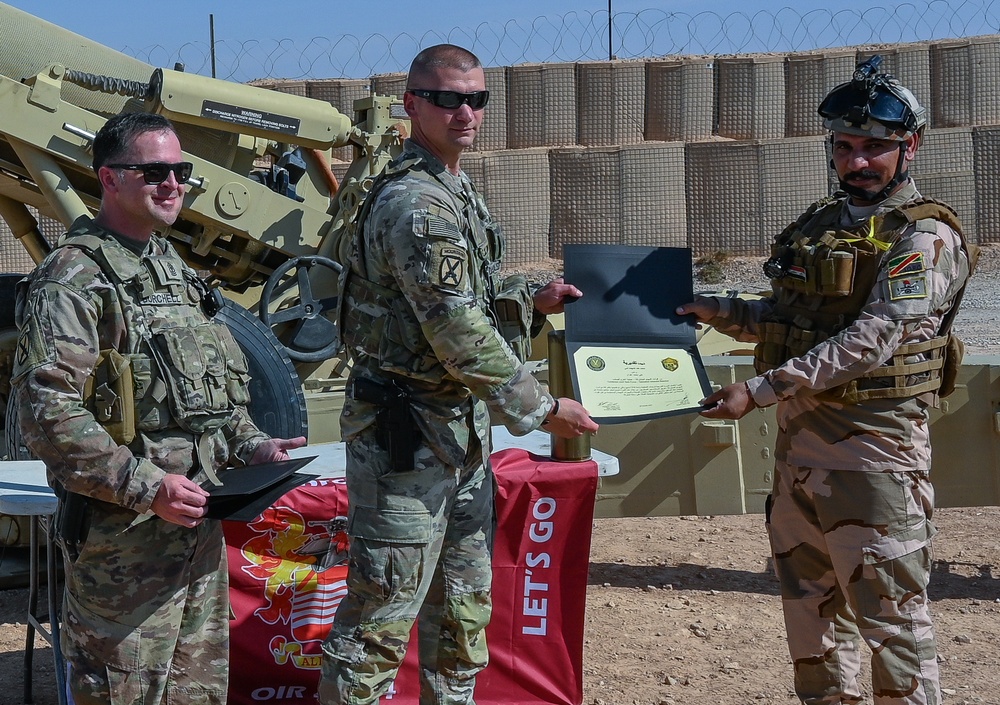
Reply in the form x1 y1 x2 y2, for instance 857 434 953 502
318 44 599 705
678 57 974 705
12 112 306 705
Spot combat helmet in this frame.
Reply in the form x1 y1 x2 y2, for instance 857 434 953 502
818 55 927 140
818 55 926 201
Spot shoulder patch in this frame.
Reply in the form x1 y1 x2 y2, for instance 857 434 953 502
11 289 56 381
888 276 927 300
887 252 926 278
428 241 468 289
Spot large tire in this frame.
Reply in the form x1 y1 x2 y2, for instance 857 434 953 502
215 298 309 441
0 273 21 328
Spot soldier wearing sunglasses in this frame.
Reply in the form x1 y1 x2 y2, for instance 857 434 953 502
678 57 976 704
319 44 598 705
12 111 306 705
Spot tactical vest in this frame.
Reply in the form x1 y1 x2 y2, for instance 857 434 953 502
755 196 972 404
61 231 252 447
338 155 532 381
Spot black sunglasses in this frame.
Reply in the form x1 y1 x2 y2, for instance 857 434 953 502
409 89 490 110
105 161 194 185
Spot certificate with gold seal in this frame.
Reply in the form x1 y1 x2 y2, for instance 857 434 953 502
572 345 708 420
563 244 713 423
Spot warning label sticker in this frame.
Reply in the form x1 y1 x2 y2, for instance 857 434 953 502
201 100 301 135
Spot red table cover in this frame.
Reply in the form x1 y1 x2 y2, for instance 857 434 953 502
224 447 599 705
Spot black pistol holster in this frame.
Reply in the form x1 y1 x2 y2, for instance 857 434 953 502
53 484 91 562
349 376 421 473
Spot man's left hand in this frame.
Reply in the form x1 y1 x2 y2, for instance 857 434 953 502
699 382 758 420
251 436 308 464
534 278 583 315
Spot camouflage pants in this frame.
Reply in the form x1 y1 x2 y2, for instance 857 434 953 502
766 462 939 705
319 427 493 705
60 504 229 705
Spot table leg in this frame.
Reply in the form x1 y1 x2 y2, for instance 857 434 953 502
24 515 38 704
45 517 67 705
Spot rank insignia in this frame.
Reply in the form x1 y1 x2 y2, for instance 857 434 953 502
661 357 678 371
889 276 927 300
887 251 925 278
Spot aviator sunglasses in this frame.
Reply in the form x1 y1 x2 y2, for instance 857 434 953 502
105 161 194 185
408 89 490 110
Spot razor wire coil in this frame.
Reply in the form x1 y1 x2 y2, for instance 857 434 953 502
120 1 1000 82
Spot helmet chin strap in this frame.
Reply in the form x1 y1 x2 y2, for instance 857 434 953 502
839 142 908 202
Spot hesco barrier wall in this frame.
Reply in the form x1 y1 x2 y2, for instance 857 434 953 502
7 37 1000 272
267 35 1000 265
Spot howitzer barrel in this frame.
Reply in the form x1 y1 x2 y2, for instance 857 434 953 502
150 69 353 149
0 1 152 116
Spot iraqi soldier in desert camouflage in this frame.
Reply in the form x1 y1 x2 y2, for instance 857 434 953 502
12 112 306 704
677 56 974 705
318 44 598 705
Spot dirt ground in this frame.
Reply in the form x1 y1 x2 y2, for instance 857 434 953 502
583 508 1000 705
3 250 1000 705
3 508 998 705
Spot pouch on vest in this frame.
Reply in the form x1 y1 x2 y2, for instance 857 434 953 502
939 333 965 398
149 323 252 434
492 274 533 363
83 349 136 446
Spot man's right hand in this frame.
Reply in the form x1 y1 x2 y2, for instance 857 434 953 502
676 296 721 324
151 474 210 527
543 397 599 438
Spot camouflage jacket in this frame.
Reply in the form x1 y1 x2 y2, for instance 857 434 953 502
340 139 553 469
12 216 268 514
707 181 971 472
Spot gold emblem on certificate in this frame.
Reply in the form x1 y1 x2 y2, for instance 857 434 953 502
586 356 606 371
661 357 678 372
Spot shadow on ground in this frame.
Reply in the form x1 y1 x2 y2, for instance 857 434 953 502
589 559 1000 602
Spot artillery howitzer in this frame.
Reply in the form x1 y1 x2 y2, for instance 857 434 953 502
0 2 405 448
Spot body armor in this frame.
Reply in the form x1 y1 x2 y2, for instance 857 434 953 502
756 196 970 404
339 154 532 381
61 230 251 445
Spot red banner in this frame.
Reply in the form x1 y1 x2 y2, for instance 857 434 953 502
224 448 598 705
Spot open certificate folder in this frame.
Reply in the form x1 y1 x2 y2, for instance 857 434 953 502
201 456 319 522
563 245 713 424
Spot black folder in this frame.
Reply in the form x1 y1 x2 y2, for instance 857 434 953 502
201 456 319 522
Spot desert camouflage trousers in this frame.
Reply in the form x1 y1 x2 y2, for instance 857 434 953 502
60 503 229 705
319 426 494 705
766 462 939 705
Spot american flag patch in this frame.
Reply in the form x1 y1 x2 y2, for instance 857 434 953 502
887 251 925 278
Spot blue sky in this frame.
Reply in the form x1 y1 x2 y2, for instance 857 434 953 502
5 1 994 80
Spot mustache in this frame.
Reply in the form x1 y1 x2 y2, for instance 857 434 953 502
843 169 880 181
